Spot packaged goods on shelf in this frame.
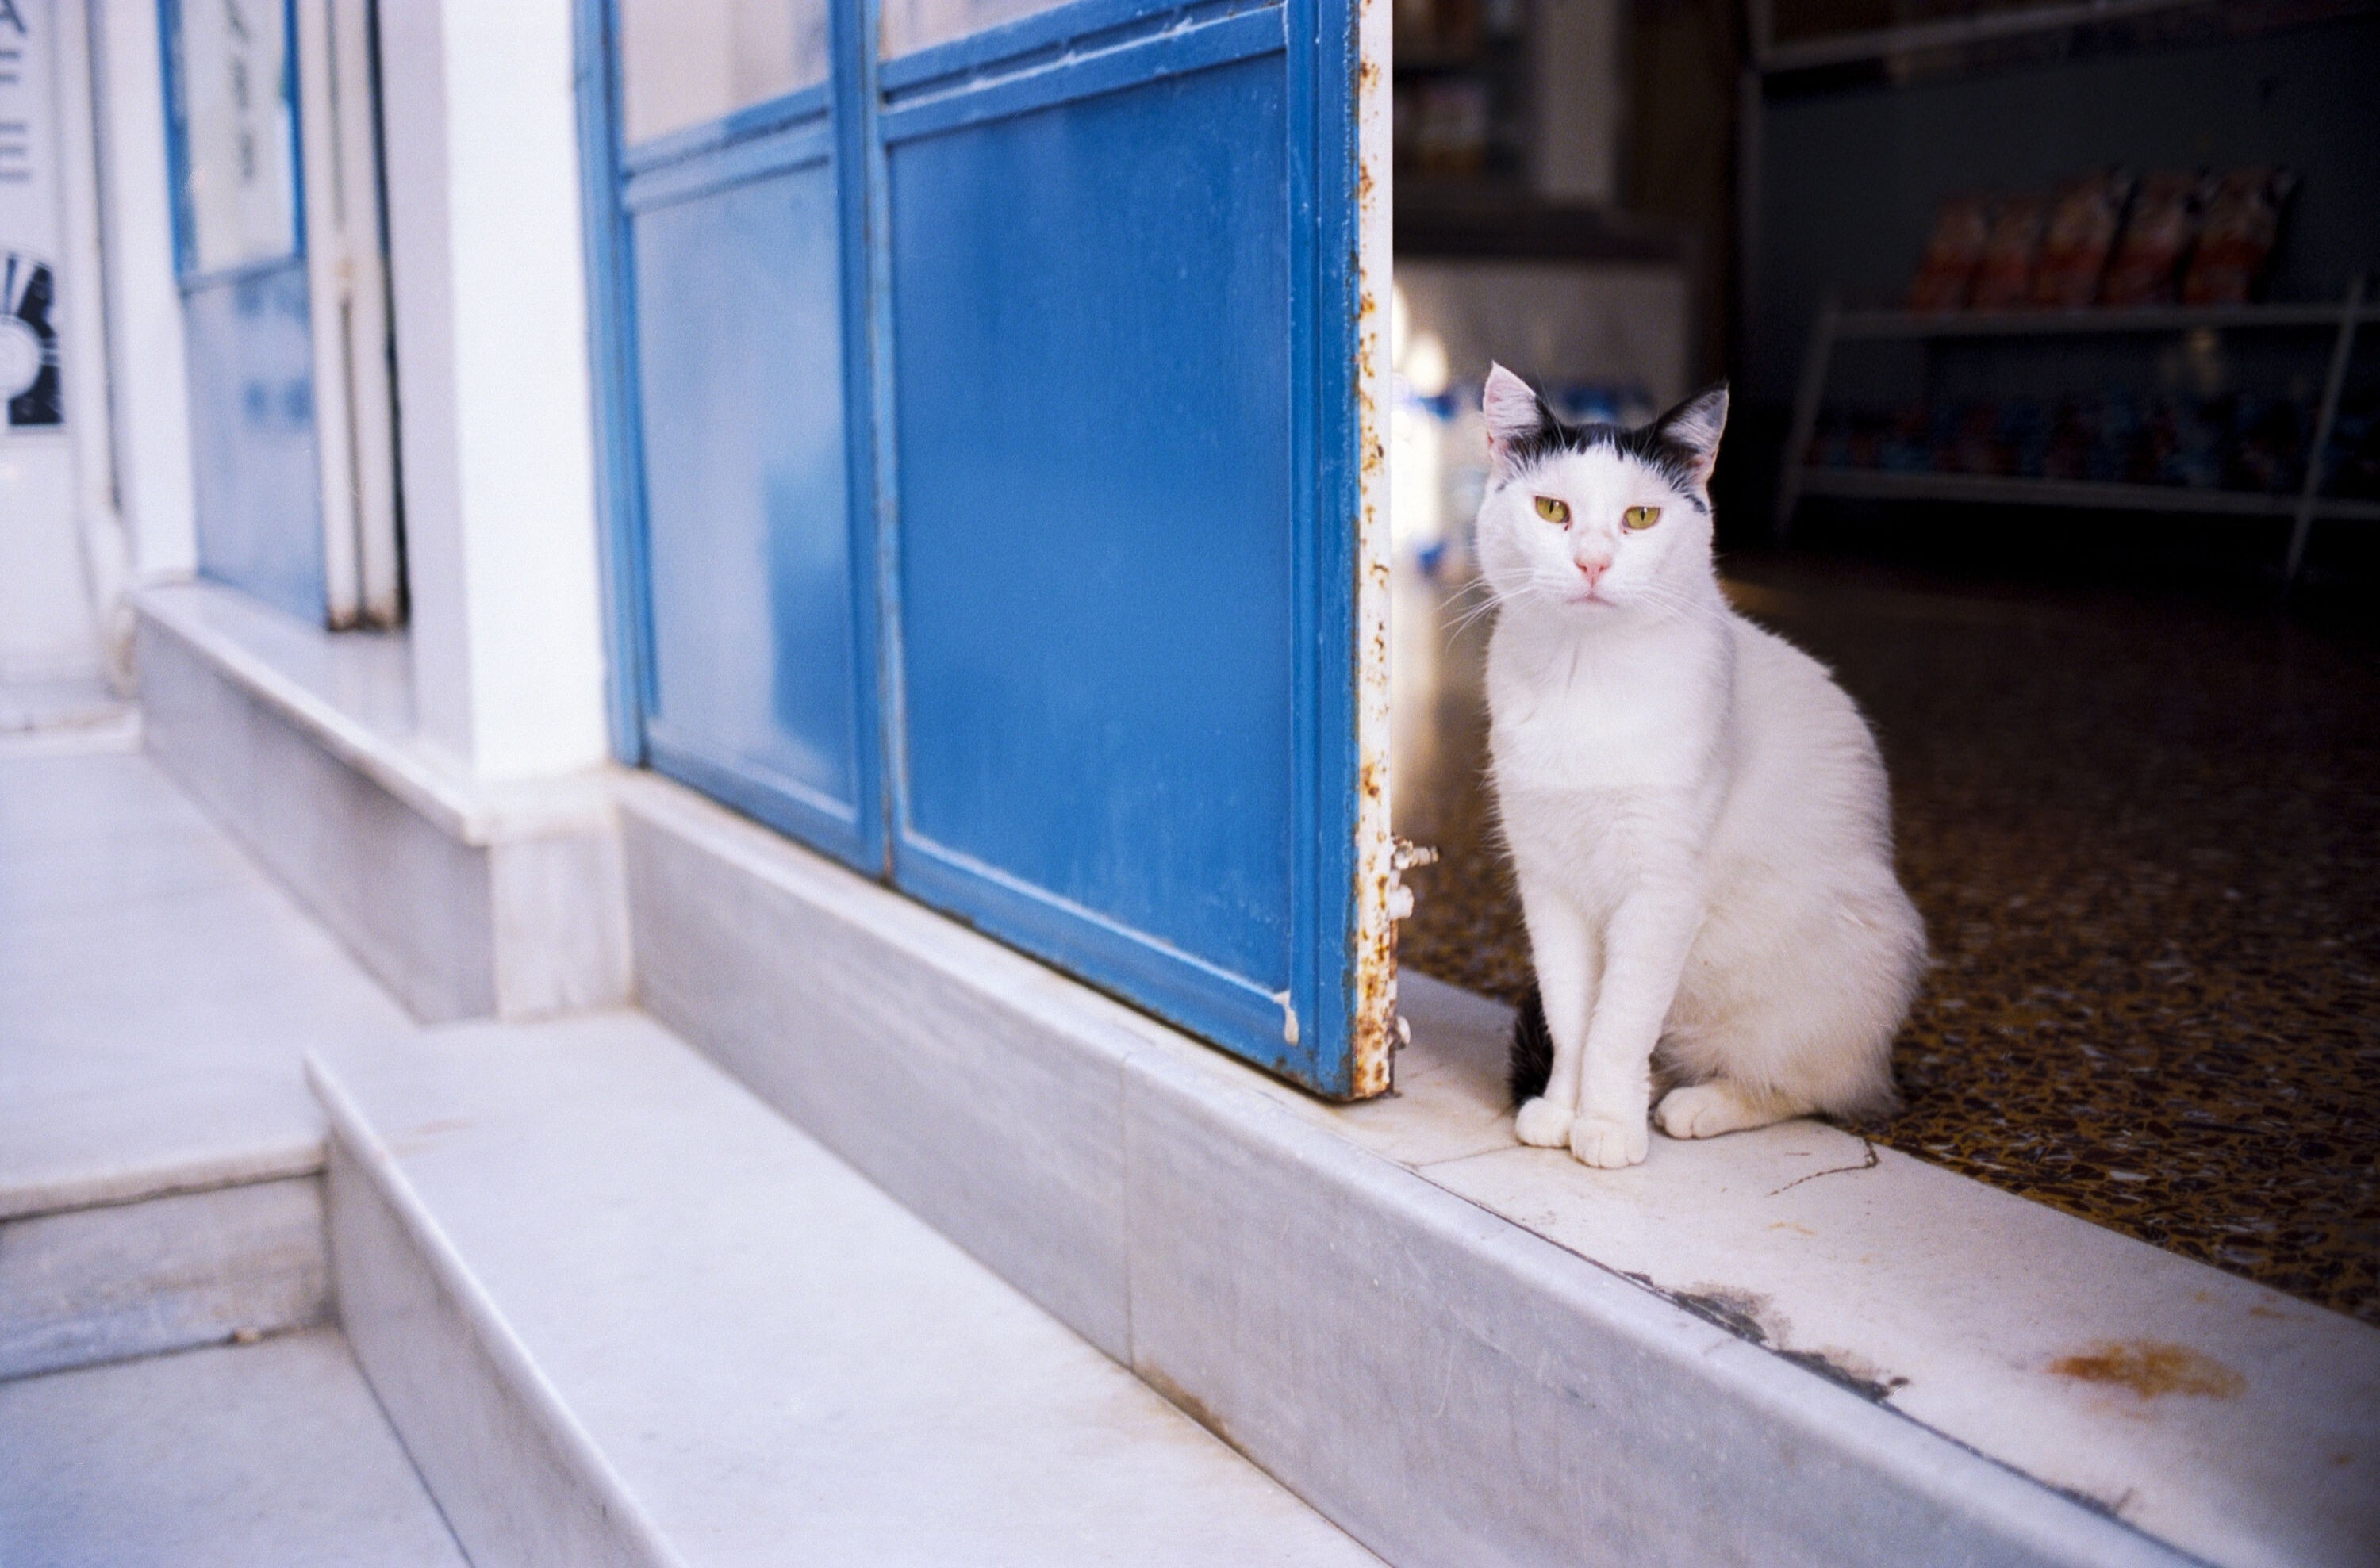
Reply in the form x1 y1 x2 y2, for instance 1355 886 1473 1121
2032 171 2135 309
2098 172 2203 306
1907 194 1995 311
1809 391 2317 496
1971 194 2049 309
2182 167 2299 306
1898 167 2303 312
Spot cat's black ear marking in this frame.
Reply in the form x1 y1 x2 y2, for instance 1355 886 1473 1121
1483 363 1556 473
1653 382 1729 485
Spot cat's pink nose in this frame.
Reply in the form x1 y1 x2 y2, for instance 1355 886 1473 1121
1576 558 1610 587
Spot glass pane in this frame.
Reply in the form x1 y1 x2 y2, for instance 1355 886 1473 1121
184 269 324 622
634 167 859 810
881 0 1073 59
174 0 299 274
619 0 829 146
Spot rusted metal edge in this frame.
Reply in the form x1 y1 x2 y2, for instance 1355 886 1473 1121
1348 0 1395 1098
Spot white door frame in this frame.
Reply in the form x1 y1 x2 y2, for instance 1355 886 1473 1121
295 0 399 628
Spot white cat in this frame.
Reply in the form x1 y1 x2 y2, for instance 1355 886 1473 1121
1478 366 1926 1169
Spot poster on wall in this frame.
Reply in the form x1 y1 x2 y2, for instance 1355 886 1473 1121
0 0 66 434
176 0 297 274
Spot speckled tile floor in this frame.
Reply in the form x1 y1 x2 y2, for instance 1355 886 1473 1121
1392 551 2380 1325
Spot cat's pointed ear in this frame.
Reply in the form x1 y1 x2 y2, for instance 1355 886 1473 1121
1483 363 1553 472
1653 382 1729 486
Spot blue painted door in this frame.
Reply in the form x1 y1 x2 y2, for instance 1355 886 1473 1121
161 0 325 624
583 0 1388 1095
591 0 882 868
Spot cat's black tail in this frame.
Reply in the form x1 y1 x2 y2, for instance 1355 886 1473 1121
1508 982 1552 1108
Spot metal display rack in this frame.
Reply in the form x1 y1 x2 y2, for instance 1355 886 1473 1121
1772 281 2378 581
1749 0 2242 76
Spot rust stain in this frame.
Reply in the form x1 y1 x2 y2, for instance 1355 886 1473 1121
1139 1365 1245 1458
1346 1 1393 1102
2048 1340 2246 1399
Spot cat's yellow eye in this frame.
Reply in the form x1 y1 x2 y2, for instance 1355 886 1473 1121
1622 505 1662 531
1534 496 1571 525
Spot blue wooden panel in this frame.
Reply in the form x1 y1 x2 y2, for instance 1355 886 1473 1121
887 53 1297 1040
630 151 872 860
182 263 325 624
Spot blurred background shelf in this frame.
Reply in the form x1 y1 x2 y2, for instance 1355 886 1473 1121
1829 300 2380 339
1795 466 2380 521
1753 0 2237 75
1776 281 2374 581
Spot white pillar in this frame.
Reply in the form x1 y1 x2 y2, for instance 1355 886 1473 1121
377 0 608 781
88 0 197 584
50 0 135 675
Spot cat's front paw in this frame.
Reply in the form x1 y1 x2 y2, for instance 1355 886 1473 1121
1569 1114 1649 1168
1514 1097 1574 1148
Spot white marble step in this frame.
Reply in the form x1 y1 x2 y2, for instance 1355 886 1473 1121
0 742 413 1381
0 1328 468 1567
0 744 403 1223
310 1011 1381 1568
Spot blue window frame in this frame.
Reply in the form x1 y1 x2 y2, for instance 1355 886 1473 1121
578 0 1391 1096
159 0 328 625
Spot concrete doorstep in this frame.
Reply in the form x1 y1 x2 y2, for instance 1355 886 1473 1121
618 766 2376 1568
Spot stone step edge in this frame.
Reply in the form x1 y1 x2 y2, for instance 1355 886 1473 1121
0 1136 325 1225
305 1053 684 1568
132 584 611 848
0 1171 333 1383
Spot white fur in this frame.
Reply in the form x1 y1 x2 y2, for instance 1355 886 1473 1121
1478 366 1926 1167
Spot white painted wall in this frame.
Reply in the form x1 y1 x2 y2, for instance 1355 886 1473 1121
88 0 198 583
0 0 103 684
377 0 608 782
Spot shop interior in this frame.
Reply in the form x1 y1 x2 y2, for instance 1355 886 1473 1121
1386 0 2379 1324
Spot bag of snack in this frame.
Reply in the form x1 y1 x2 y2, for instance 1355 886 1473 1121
1907 193 1995 311
2031 170 2134 309
2182 167 2297 306
2098 172 2202 306
1970 194 2048 309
